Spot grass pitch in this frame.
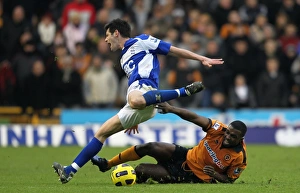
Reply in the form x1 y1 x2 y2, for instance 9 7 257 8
0 145 299 193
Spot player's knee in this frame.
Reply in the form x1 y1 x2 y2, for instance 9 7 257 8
128 97 146 109
136 142 158 155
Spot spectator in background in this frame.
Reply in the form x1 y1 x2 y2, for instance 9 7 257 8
84 27 99 54
226 37 258 86
63 12 89 55
146 3 170 39
262 23 277 41
211 91 227 112
239 0 268 25
127 0 151 35
197 13 213 35
278 23 300 56
37 13 56 59
163 27 179 46
277 0 300 27
0 59 16 106
157 55 170 90
257 38 282 72
11 39 40 107
279 44 297 87
187 9 201 34
274 11 289 37
200 40 228 108
115 76 128 108
170 7 187 38
220 10 250 41
199 21 223 53
177 31 193 50
188 36 205 69
23 59 51 114
210 0 236 30
167 58 202 107
50 44 69 71
53 30 66 46
53 55 83 108
83 55 118 108
289 56 300 107
101 0 123 22
256 57 289 107
1 5 30 59
61 0 96 29
73 42 92 77
249 14 271 46
278 23 299 81
96 36 123 79
93 8 109 36
228 74 257 109
37 13 56 48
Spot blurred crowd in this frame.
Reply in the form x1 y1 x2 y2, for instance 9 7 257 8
1 0 300 116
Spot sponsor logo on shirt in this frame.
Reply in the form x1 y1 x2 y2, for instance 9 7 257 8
123 60 135 78
204 140 225 169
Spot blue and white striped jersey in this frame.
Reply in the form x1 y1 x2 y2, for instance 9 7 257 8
120 34 171 89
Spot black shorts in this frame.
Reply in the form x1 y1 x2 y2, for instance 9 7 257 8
158 144 204 183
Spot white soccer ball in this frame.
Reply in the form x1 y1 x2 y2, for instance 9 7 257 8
111 163 136 186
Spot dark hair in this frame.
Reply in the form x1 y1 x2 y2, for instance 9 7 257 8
230 120 247 137
104 18 131 38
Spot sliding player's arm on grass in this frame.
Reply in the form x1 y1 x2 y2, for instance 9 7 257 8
155 102 210 129
203 165 236 183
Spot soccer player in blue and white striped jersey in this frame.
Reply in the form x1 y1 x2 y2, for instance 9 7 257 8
53 18 224 184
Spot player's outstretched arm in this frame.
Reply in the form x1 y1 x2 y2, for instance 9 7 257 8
155 102 210 128
169 46 224 67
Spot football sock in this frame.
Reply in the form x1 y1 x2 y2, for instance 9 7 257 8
143 88 187 106
107 146 141 168
64 137 103 174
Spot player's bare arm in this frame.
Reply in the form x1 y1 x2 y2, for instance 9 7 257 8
203 165 234 183
168 46 224 67
155 102 210 128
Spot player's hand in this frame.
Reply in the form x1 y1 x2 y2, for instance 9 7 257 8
201 58 224 68
155 102 172 114
124 125 139 135
203 165 217 177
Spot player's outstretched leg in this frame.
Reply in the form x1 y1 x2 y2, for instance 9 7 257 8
184 81 205 96
52 162 74 184
52 137 104 184
91 155 110 172
143 81 205 106
91 146 141 172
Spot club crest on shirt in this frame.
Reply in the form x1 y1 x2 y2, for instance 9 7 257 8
224 154 231 161
212 122 220 130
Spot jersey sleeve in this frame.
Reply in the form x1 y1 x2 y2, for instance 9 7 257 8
140 35 171 55
226 155 247 181
205 119 227 134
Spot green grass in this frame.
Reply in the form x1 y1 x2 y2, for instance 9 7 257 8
0 145 299 193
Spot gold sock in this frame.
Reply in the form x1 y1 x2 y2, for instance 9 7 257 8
107 146 140 168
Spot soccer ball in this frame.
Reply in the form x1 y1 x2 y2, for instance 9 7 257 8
111 163 136 186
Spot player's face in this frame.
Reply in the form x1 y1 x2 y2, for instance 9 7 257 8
105 29 119 52
222 126 243 147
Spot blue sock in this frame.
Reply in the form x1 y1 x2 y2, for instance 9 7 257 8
64 137 103 174
143 88 187 106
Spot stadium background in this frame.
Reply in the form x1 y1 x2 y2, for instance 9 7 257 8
0 0 300 148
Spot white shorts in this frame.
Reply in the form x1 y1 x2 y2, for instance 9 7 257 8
117 80 157 129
